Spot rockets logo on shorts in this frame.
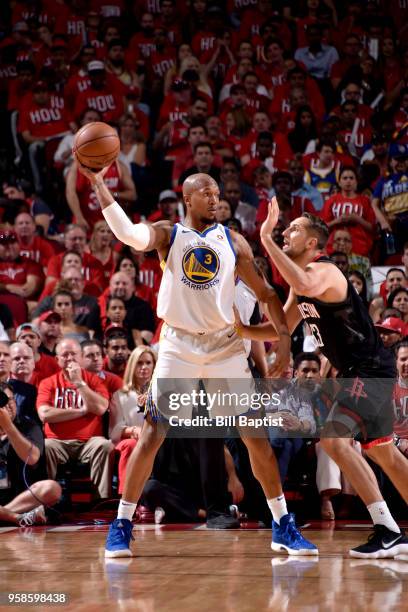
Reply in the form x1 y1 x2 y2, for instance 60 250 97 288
182 246 220 286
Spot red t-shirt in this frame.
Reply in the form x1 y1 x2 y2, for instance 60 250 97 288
37 369 109 441
18 95 68 139
0 258 43 286
149 48 176 79
34 353 60 383
320 193 376 256
75 162 124 226
98 370 123 397
103 356 126 378
18 236 56 269
72 86 124 123
158 95 190 130
47 251 105 291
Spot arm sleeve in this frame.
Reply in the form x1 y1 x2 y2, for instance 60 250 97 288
102 202 151 250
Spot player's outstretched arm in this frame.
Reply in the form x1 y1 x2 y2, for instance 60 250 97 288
260 197 333 298
233 232 290 376
235 289 302 341
77 162 171 252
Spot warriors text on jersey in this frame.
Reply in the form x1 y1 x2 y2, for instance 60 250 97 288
157 223 236 334
296 257 396 376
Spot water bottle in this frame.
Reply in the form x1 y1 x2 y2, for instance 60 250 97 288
385 232 396 256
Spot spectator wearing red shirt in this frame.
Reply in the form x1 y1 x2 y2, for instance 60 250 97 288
54 2 86 58
14 212 55 271
178 142 221 185
338 101 372 159
88 221 115 287
127 12 156 65
241 71 270 116
7 60 36 112
157 78 192 130
103 330 130 378
81 339 122 398
148 27 177 85
46 224 105 292
16 323 60 383
0 230 44 300
321 166 376 257
241 131 291 185
171 122 208 186
66 160 136 230
18 81 68 194
148 190 180 224
331 82 373 129
37 338 113 499
72 61 126 124
258 37 286 91
330 33 362 91
270 66 325 125
393 88 408 133
38 310 62 357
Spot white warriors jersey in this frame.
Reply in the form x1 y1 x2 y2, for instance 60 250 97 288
157 223 237 333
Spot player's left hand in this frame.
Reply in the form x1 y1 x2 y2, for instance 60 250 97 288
267 335 291 378
228 474 245 504
260 196 279 241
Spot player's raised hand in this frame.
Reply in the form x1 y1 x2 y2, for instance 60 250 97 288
74 156 109 185
260 196 280 241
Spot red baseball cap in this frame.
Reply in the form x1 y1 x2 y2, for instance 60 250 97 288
39 310 62 324
375 317 406 335
104 323 126 337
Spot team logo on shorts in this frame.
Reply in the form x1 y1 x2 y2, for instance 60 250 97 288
182 246 220 284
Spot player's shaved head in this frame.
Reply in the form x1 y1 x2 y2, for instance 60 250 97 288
182 173 217 198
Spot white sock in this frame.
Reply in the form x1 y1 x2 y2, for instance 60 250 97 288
367 501 400 533
267 495 288 524
117 499 137 521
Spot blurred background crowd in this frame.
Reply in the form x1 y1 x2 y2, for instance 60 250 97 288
0 0 407 527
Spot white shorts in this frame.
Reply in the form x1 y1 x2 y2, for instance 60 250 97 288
146 324 255 420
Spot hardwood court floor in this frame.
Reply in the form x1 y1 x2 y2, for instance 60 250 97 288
0 522 407 612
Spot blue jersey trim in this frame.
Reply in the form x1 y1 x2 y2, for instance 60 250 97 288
169 223 178 248
180 223 218 237
224 226 237 260
163 223 178 264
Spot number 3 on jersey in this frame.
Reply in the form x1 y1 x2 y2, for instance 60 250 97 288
309 323 324 348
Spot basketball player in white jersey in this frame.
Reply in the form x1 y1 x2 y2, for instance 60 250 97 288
77 164 318 558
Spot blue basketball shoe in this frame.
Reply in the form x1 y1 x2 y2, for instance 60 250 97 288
105 519 134 558
272 513 318 556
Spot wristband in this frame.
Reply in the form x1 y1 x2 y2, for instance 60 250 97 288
75 381 87 389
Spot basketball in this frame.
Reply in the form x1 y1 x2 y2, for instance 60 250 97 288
73 121 120 171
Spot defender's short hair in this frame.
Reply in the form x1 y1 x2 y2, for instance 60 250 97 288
302 213 329 249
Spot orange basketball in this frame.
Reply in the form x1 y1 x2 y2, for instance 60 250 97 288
73 121 120 171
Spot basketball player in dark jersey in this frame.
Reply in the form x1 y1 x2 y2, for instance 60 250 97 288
242 197 408 559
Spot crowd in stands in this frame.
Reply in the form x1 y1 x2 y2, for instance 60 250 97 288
0 0 407 526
